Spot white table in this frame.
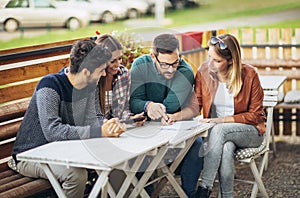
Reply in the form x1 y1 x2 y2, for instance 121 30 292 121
17 121 214 198
259 75 286 156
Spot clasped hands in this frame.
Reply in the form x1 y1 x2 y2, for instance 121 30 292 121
101 118 126 137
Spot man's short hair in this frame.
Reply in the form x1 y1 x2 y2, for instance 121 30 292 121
69 40 112 74
152 34 179 55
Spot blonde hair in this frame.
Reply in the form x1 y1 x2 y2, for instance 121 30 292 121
209 34 243 97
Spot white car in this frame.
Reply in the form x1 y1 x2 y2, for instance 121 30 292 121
0 0 90 32
116 0 149 19
54 0 127 23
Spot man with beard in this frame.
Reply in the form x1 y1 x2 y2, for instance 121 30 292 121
129 33 203 197
10 40 126 198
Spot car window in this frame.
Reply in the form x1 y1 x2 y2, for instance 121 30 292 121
34 0 52 8
6 0 29 8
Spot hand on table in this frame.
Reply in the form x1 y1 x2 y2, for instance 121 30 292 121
161 114 176 126
102 118 126 137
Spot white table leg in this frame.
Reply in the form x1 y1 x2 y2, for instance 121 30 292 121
129 144 169 198
89 170 110 198
117 154 149 198
40 163 67 198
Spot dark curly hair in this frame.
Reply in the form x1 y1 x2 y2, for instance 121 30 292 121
69 40 112 74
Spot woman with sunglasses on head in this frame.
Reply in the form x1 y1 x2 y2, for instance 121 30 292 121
195 33 266 197
94 34 145 123
166 34 266 197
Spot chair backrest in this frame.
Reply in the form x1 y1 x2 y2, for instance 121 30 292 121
262 89 279 147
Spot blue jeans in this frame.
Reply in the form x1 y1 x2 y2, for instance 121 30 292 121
180 136 204 197
200 123 263 197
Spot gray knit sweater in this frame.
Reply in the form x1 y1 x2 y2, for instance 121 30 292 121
13 67 102 158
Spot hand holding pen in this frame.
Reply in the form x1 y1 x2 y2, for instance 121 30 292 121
146 102 168 120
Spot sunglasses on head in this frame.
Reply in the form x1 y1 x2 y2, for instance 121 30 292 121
209 36 228 50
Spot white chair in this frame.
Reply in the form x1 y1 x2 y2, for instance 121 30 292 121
233 89 279 198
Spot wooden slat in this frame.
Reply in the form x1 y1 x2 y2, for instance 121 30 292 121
0 179 52 198
0 58 68 85
0 177 33 193
0 81 38 104
245 59 300 68
0 174 23 186
295 28 300 60
283 109 292 135
241 28 254 59
256 69 300 80
0 38 88 65
0 99 29 122
281 28 292 60
268 28 280 59
0 142 15 160
0 163 9 173
0 120 22 141
0 38 82 56
256 28 267 59
0 169 17 180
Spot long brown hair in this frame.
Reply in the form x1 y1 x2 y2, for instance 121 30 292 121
95 34 122 115
209 34 243 97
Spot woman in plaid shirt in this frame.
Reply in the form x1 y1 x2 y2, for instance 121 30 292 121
94 34 144 122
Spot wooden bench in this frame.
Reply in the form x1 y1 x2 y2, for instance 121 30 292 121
0 38 86 197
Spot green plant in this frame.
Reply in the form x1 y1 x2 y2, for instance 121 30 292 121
111 30 150 69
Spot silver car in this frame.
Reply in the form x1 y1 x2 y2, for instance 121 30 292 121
116 0 149 19
0 0 90 32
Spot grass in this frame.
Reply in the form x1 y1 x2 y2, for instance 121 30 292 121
0 0 300 50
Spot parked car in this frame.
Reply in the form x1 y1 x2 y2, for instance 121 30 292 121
169 0 201 9
53 0 127 23
116 0 149 19
0 0 90 32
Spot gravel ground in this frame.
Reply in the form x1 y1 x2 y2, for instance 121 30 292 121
159 141 300 198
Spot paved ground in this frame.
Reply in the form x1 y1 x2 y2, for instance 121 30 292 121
159 141 300 197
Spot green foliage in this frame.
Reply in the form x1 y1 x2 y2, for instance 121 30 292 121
111 30 150 69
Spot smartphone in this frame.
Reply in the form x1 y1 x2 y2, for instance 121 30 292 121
123 116 146 124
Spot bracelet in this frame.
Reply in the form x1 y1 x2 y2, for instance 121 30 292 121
144 101 152 112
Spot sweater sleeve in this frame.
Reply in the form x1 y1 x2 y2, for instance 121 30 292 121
36 81 101 141
129 56 150 114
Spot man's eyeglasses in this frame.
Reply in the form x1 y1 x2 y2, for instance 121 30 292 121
154 55 180 69
209 36 228 50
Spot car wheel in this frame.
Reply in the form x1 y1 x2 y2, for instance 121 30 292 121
4 18 19 32
128 9 139 19
102 11 114 23
171 0 185 9
67 18 81 30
